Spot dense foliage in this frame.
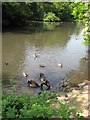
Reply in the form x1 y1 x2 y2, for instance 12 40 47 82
83 3 90 46
44 12 60 22
2 2 89 45
2 91 83 119
2 2 88 26
70 2 88 22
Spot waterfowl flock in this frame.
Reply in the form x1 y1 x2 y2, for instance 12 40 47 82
4 52 88 93
23 72 52 90
22 71 69 92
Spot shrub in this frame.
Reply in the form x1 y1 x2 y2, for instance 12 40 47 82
2 91 55 118
44 12 60 22
2 91 84 119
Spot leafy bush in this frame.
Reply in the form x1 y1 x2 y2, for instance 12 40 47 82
2 91 83 119
2 91 55 118
70 2 88 22
44 12 60 22
83 3 90 46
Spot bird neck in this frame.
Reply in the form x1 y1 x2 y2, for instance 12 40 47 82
40 82 50 90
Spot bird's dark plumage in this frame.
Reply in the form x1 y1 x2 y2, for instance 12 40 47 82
27 80 40 88
40 73 47 83
27 80 52 90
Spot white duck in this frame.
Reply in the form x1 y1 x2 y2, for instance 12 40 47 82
33 53 37 58
58 63 62 67
23 72 28 77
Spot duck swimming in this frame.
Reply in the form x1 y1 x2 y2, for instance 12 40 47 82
27 80 40 88
41 80 52 90
39 65 45 68
27 80 52 90
33 53 37 58
40 73 47 83
58 64 62 67
40 73 52 90
23 72 28 77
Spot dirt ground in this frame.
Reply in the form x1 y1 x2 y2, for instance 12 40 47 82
56 80 90 118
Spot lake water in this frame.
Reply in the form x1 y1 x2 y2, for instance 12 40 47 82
2 22 88 95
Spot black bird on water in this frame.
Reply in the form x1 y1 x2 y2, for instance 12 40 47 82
27 80 52 90
40 73 52 90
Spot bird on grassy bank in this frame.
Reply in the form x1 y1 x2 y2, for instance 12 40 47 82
23 72 28 78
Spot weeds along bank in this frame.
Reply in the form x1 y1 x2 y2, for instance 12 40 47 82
2 91 84 119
